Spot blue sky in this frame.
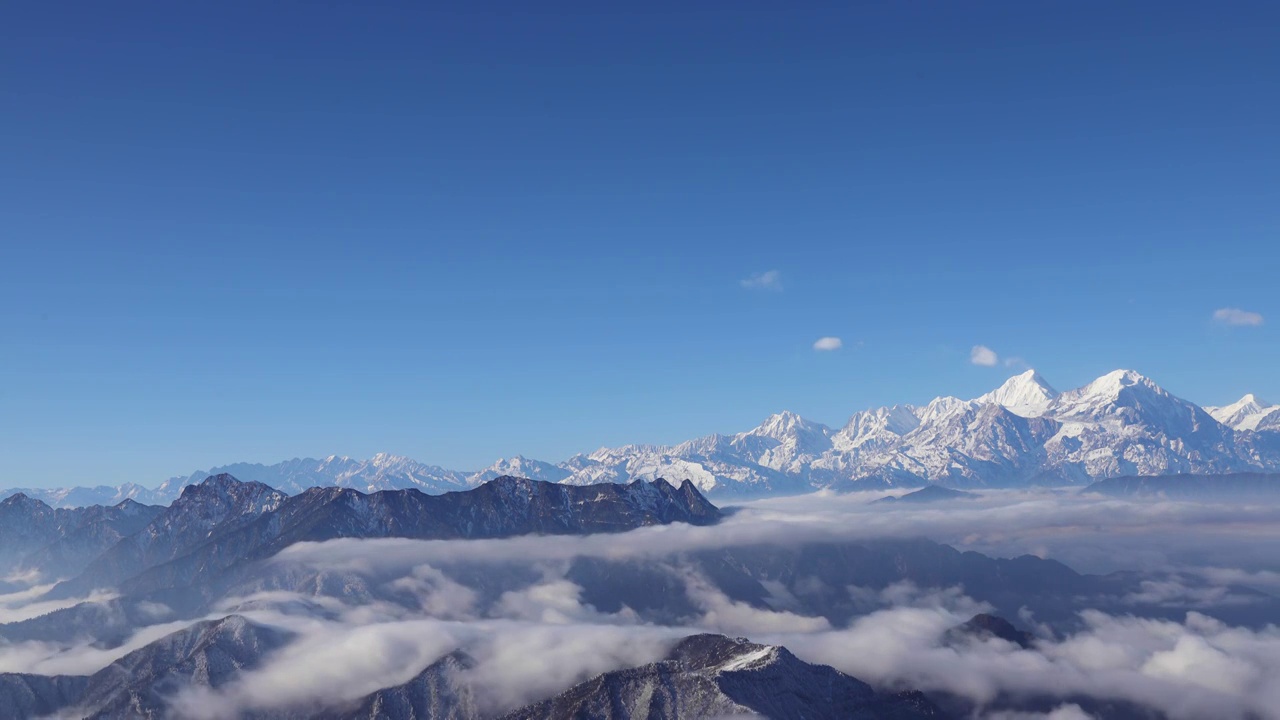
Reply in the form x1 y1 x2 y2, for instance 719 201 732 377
3 2 1277 486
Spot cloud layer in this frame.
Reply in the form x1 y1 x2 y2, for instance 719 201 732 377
3 488 1280 718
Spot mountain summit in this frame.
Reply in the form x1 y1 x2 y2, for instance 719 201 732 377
505 634 944 719
1208 394 1280 432
976 369 1059 417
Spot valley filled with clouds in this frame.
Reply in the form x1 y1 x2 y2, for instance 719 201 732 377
2 481 1277 719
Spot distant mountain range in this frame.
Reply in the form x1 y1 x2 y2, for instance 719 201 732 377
5 369 1279 506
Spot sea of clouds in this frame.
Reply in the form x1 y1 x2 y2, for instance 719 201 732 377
1 488 1278 719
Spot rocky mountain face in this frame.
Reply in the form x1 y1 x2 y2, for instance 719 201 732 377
0 615 291 720
0 494 162 579
326 651 478 720
80 615 291 719
50 475 289 598
503 633 945 720
10 369 1276 504
0 673 89 719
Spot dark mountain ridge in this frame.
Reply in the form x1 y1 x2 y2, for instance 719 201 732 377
0 615 291 720
0 494 163 579
502 633 946 719
45 474 719 605
1086 472 1280 500
874 485 979 504
0 624 945 720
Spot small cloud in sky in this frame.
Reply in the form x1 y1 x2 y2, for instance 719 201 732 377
1003 356 1028 370
813 337 842 352
970 345 999 366
1213 308 1264 327
740 270 782 291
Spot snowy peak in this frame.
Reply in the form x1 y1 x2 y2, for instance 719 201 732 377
1207 394 1280 431
1049 369 1184 423
1079 369 1160 398
732 411 834 475
918 395 975 424
740 410 833 451
977 369 1059 417
833 404 921 453
749 410 828 440
467 455 572 486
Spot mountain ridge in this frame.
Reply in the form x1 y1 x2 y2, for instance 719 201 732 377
44 474 722 603
6 369 1279 504
501 633 945 720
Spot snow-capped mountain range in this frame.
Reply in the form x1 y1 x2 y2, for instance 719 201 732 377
5 369 1279 506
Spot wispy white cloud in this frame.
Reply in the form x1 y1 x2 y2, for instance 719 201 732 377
772 605 1280 720
740 270 782 291
1214 308 1264 327
971 345 999 366
812 336 842 352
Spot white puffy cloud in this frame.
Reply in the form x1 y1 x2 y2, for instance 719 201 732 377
813 336 843 351
971 345 999 366
680 568 831 635
987 705 1097 720
1214 308 1264 326
170 595 682 718
740 269 782 291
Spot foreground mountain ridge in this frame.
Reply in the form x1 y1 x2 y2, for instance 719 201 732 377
0 624 944 720
7 369 1280 503
502 633 945 720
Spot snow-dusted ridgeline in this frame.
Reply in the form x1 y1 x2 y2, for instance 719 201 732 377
6 370 1280 505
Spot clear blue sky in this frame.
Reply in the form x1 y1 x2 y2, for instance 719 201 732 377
3 2 1277 486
